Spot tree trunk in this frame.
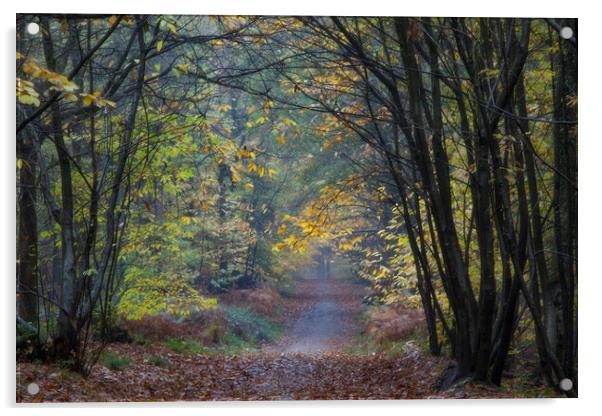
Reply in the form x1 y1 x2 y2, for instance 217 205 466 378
16 19 39 329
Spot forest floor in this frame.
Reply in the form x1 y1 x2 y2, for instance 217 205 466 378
17 278 543 402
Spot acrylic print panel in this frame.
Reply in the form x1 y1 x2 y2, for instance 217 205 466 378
16 14 577 402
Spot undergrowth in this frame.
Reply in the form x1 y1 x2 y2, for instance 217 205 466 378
151 304 284 355
146 355 171 368
99 352 131 370
225 305 283 344
165 337 208 354
345 305 429 356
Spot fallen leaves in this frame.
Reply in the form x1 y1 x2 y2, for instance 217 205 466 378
16 279 552 402
17 343 450 402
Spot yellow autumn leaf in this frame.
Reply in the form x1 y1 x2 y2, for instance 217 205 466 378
81 94 95 106
272 242 288 252
258 166 265 177
283 118 297 127
176 63 190 74
231 169 241 183
17 94 40 106
167 22 178 35
97 98 116 108
108 15 119 27
263 100 274 111
255 116 269 125
277 136 286 145
63 92 79 102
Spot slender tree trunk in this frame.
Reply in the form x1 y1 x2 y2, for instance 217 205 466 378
40 17 79 358
16 20 39 329
552 19 577 383
396 17 477 376
17 132 39 327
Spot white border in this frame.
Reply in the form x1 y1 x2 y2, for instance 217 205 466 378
2 1 599 415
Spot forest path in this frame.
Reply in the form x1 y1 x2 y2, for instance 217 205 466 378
264 278 365 353
18 279 458 401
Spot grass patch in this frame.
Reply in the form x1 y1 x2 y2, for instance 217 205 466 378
165 337 207 354
225 305 283 346
354 310 371 322
146 355 170 368
278 284 296 299
56 359 77 369
99 352 131 370
127 304 284 356
131 334 151 346
216 331 256 353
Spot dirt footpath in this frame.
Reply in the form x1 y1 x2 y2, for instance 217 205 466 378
267 278 365 353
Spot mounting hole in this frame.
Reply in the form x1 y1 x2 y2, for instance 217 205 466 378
26 22 39 35
559 378 573 391
26 382 40 395
560 26 574 40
